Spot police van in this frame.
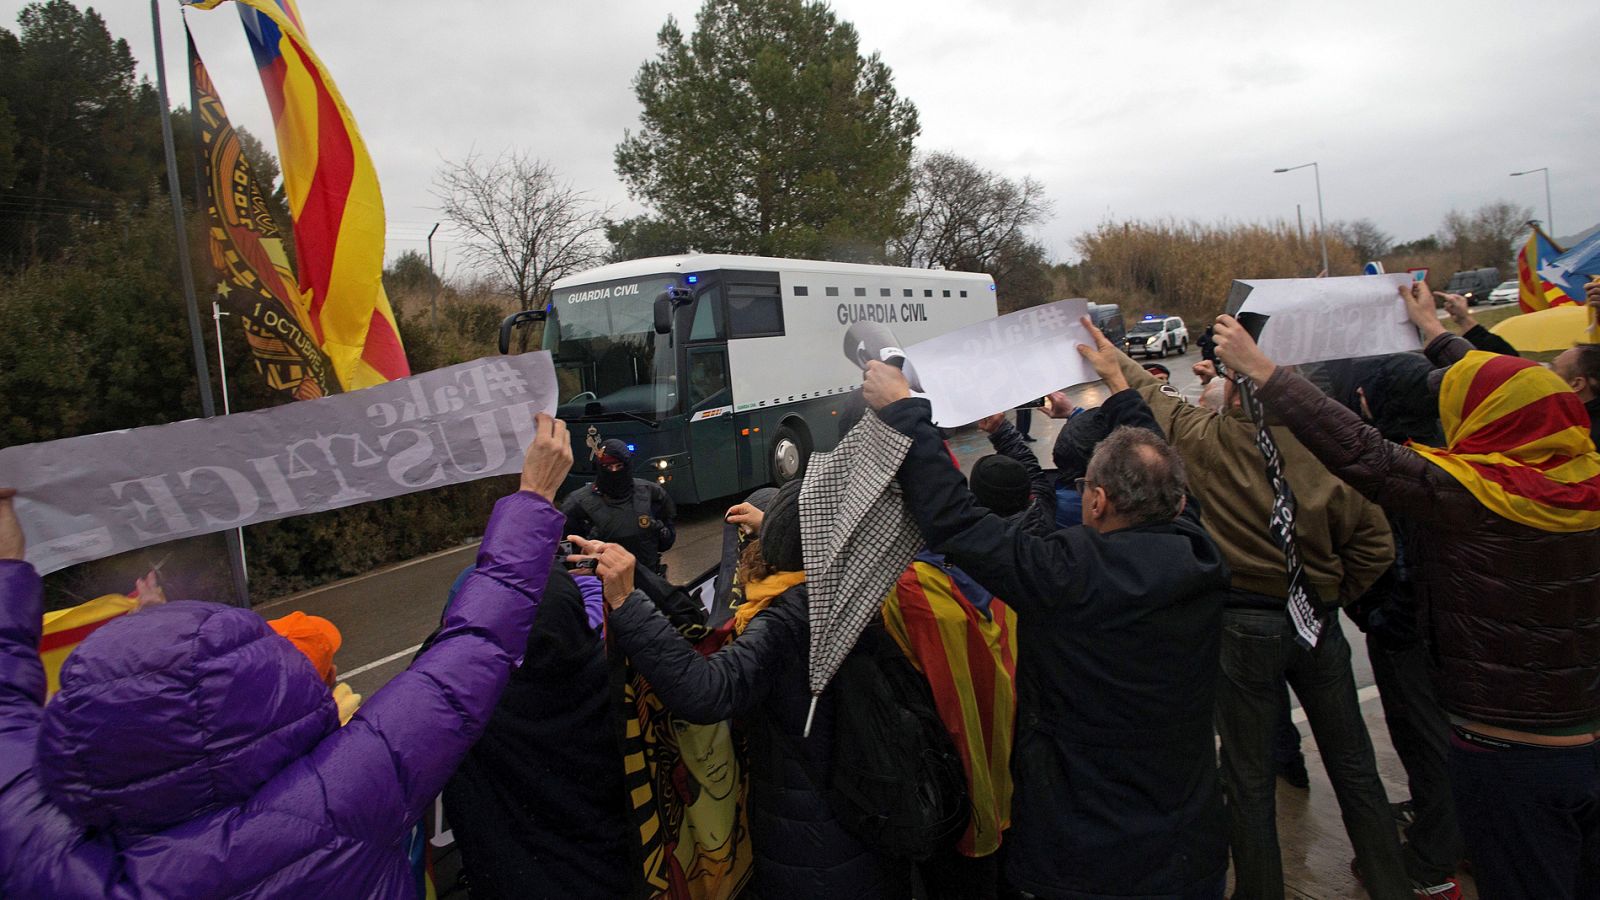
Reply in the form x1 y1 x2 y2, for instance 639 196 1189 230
501 255 999 504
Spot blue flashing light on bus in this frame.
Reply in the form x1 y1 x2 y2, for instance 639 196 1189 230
988 284 997 291
686 274 699 285
626 443 637 453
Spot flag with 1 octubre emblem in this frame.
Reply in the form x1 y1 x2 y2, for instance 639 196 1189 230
186 0 410 390
189 27 338 399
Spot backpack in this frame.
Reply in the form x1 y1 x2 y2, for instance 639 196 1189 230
813 626 971 861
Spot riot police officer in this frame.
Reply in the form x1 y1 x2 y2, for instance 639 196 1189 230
561 439 677 575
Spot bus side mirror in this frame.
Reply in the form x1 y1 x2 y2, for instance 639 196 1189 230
654 294 673 334
498 309 548 355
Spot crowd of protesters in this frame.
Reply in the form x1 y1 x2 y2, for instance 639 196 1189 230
0 280 1597 900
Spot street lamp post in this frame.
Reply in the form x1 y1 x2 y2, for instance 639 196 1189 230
1510 168 1553 236
1274 162 1329 276
427 222 440 332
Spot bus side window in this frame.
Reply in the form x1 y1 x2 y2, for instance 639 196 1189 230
691 292 724 341
689 350 730 410
727 284 784 338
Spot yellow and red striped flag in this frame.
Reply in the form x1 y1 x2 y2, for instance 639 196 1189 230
882 558 1018 858
189 0 408 390
39 595 138 698
1411 351 1600 532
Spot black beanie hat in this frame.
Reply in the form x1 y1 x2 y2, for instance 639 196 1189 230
760 480 805 572
970 454 1031 516
1052 407 1109 482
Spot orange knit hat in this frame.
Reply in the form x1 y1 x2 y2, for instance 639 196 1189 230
268 611 343 684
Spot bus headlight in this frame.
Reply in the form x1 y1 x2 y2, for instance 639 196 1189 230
655 459 670 470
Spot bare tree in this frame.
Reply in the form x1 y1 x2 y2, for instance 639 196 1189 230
892 152 1050 271
1439 200 1532 269
1330 218 1392 262
434 150 609 306
891 152 1054 309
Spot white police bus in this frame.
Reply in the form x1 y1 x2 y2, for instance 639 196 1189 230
501 254 999 504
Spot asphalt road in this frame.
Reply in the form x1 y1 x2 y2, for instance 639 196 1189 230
287 343 1370 705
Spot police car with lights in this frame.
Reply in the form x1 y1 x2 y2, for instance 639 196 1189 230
1123 314 1188 358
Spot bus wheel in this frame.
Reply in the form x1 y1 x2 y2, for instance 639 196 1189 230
771 425 808 486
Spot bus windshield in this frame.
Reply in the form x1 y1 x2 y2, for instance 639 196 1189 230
546 274 680 421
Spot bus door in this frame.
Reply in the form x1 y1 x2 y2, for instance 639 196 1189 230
685 346 738 501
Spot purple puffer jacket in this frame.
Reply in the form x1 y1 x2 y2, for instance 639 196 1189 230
0 491 563 899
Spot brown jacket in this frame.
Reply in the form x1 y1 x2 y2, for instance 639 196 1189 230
1117 354 1393 607
1255 335 1600 732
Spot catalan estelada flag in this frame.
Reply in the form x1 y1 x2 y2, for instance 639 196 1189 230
1516 224 1573 314
1410 351 1600 532
39 594 137 698
188 0 408 390
190 28 338 399
882 554 1018 858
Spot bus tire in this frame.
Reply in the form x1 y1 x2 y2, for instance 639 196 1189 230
771 424 809 487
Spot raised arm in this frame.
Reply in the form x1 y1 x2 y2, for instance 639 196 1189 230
979 414 1050 500
0 490 42 716
872 391 1079 615
579 536 800 723
1212 316 1483 527
0 489 47 804
608 587 802 724
1440 292 1519 357
292 416 572 843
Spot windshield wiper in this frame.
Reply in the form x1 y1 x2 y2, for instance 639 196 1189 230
581 407 661 429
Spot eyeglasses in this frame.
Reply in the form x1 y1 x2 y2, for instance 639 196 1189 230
1074 478 1093 494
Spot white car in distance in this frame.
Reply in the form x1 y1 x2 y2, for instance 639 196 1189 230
1486 280 1518 305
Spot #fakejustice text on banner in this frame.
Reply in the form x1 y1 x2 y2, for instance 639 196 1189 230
0 354 557 575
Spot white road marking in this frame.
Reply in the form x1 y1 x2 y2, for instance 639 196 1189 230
343 643 425 679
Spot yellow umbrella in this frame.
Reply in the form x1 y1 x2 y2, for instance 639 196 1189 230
1489 304 1596 352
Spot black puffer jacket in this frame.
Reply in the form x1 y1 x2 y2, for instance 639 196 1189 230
609 586 910 899
1257 336 1600 732
442 565 631 899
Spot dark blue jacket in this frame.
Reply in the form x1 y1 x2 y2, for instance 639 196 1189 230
881 389 1230 899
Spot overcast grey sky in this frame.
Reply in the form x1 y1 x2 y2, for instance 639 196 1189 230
12 0 1599 279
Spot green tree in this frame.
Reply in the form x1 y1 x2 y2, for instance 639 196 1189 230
0 96 18 194
0 200 201 445
384 249 441 295
604 214 693 262
615 0 919 261
0 1 162 268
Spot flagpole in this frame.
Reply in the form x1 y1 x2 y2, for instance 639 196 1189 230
152 0 251 608
213 300 251 585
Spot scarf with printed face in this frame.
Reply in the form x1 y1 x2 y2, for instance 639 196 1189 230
1409 350 1600 532
1225 363 1325 648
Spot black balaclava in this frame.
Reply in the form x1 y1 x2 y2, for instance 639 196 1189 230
1345 353 1443 444
594 439 634 499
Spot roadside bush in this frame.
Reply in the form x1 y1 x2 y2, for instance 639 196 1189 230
1073 219 1360 328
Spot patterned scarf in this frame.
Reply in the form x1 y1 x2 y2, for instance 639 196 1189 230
1410 350 1600 532
1224 363 1325 648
